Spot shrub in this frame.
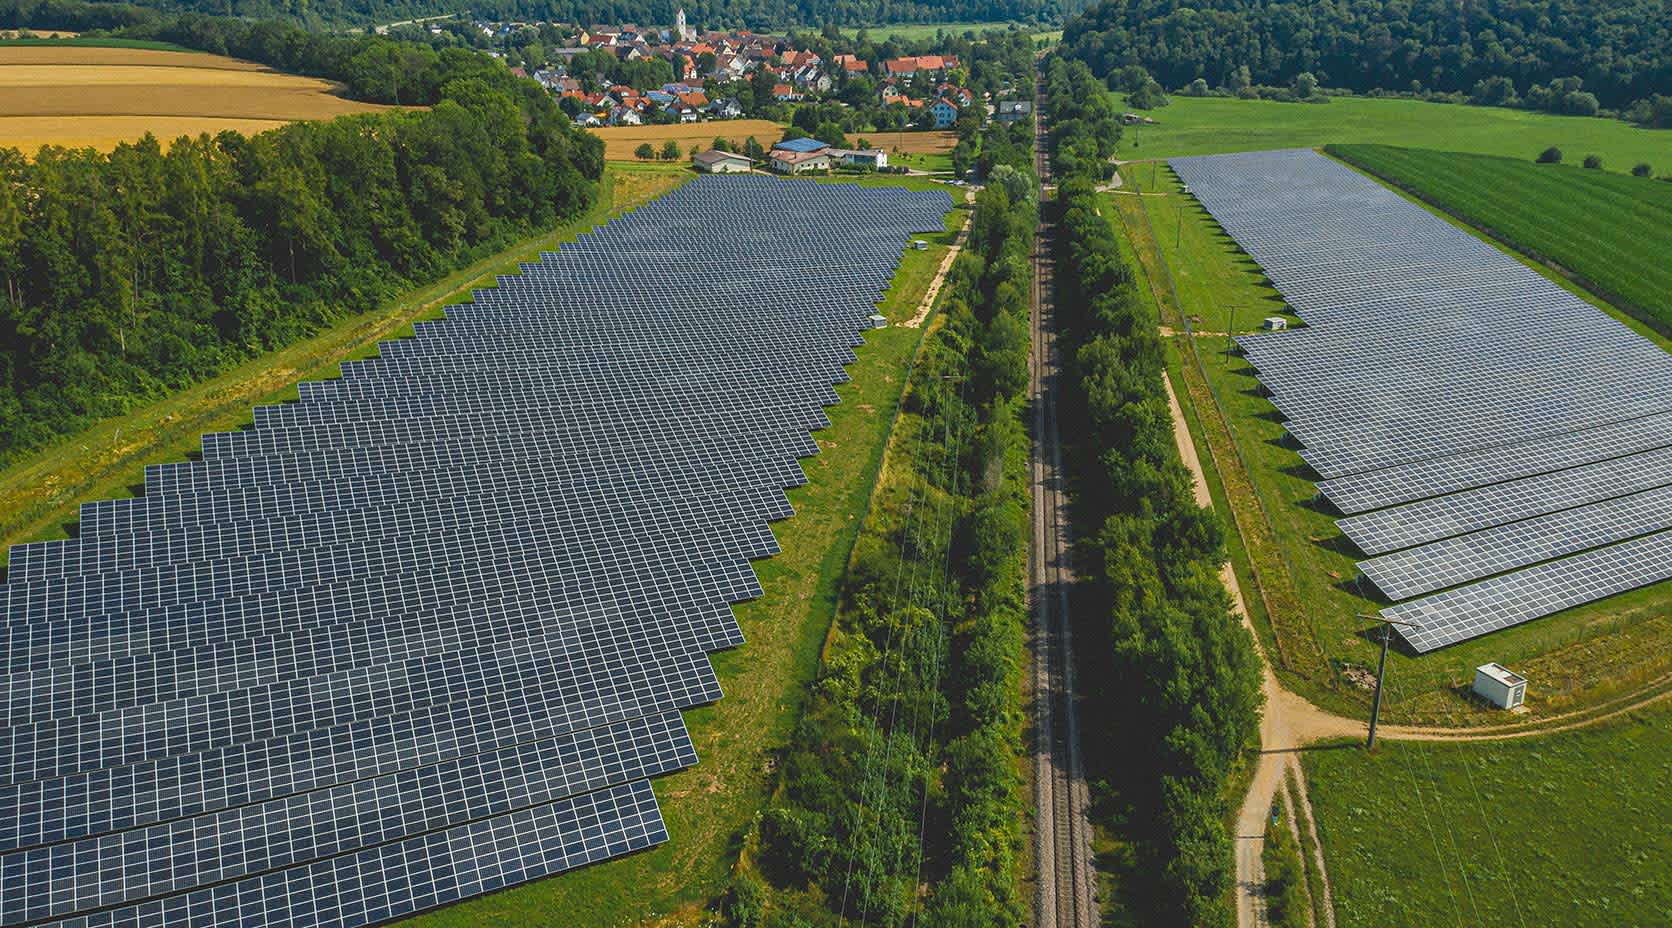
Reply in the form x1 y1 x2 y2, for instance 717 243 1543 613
1583 153 1603 169
634 142 655 160
1536 146 1563 164
1633 162 1653 177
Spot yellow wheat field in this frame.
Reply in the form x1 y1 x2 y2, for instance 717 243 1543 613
589 119 958 161
0 46 394 153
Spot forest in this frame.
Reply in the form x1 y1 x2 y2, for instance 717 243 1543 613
2 0 1081 29
733 118 1038 928
1043 57 1262 927
1060 0 1672 116
0 33 602 464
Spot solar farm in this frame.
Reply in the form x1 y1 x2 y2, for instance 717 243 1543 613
1171 148 1672 653
0 175 953 927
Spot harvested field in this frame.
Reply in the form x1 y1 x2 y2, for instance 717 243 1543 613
0 45 393 153
588 119 958 161
0 29 80 38
588 119 784 160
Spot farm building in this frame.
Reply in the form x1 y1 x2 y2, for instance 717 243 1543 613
768 148 832 174
692 149 753 173
772 137 830 154
1473 664 1527 709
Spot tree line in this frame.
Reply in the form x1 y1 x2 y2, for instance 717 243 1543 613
1043 57 1262 927
1060 0 1672 120
0 33 603 464
5 0 1081 30
730 119 1038 928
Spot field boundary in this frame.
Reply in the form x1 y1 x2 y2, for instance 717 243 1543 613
1326 144 1672 340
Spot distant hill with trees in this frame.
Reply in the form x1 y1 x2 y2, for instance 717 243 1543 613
1060 0 1672 121
2 0 1088 30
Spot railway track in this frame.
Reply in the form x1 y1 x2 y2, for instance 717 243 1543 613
1029 70 1099 928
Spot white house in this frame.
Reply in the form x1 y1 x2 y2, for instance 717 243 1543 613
827 148 889 169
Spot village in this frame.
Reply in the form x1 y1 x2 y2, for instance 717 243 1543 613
401 12 1034 162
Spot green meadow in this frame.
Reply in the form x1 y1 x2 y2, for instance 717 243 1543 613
1114 94 1671 173
1305 700 1672 928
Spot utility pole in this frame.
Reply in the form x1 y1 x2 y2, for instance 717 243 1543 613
1359 613 1421 752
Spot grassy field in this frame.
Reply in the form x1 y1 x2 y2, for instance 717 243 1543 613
1108 164 1672 723
1305 699 1672 927
0 45 390 152
1113 94 1672 174
402 176 965 926
1330 144 1672 332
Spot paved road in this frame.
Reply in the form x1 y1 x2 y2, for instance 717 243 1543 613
1029 69 1099 928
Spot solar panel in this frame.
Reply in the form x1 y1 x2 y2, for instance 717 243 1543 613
1171 149 1672 651
0 174 954 925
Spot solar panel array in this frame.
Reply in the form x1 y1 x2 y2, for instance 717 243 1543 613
0 174 954 927
1170 149 1672 652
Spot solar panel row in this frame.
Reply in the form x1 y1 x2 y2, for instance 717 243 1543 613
0 174 954 926
1170 149 1672 652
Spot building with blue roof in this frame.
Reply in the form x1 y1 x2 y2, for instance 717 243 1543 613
772 137 831 154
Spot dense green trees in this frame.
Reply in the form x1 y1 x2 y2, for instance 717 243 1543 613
3 0 1084 30
0 55 601 464
1043 57 1261 927
744 120 1037 928
1061 0 1672 117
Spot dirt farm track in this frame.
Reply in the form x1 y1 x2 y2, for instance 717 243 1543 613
0 45 393 153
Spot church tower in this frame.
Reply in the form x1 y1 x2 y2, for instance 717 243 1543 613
676 8 694 42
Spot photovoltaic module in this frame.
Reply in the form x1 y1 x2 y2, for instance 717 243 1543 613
1171 149 1672 652
0 175 953 927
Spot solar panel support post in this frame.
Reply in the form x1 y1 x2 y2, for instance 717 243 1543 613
1359 613 1419 752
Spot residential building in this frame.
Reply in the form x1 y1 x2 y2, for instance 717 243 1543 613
994 100 1033 124
827 148 889 169
930 98 960 128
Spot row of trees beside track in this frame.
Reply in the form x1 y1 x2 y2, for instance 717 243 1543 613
1042 56 1262 928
